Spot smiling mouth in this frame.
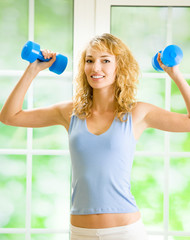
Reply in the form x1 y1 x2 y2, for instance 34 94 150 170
91 75 105 79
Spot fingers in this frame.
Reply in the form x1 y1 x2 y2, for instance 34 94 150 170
48 52 56 65
157 52 166 70
40 49 56 67
157 52 180 75
41 49 56 60
31 50 56 72
157 52 162 65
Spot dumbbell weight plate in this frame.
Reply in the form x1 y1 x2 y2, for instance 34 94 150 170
161 45 183 67
152 51 163 72
21 41 41 63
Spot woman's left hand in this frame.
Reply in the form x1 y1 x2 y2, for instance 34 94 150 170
157 52 181 78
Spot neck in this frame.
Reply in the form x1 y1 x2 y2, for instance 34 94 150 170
91 86 116 114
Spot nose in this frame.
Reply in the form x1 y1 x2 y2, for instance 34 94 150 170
92 60 101 72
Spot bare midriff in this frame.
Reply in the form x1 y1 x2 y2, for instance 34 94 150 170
70 211 141 228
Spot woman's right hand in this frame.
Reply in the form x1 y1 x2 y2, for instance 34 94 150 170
29 49 56 73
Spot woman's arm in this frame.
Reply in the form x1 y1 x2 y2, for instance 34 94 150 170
142 53 190 133
158 52 190 117
0 51 72 128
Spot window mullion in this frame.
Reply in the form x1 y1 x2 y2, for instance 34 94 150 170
163 7 173 240
25 0 35 239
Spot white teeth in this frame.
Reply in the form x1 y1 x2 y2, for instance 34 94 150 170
91 75 104 79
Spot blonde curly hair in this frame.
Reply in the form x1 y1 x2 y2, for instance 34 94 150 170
72 33 140 122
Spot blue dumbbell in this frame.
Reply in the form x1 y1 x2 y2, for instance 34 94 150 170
152 44 183 71
21 41 68 75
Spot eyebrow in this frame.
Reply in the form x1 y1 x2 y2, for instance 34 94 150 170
86 55 112 58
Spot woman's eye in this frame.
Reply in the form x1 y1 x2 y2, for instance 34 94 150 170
103 59 110 63
86 59 92 63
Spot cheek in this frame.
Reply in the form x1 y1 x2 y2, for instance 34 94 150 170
108 65 117 78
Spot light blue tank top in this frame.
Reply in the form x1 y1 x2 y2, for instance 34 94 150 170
68 112 139 215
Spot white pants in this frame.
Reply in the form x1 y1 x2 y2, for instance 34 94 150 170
70 218 148 240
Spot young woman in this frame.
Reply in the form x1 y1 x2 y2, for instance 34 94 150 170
1 33 190 240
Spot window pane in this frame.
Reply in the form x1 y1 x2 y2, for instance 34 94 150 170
170 132 190 152
172 8 190 73
0 155 26 228
33 76 72 150
35 0 73 72
132 156 164 231
170 79 190 152
136 76 165 152
0 234 25 240
169 237 190 240
32 155 71 229
33 77 72 106
0 77 27 149
31 234 69 240
136 128 164 152
169 157 190 232
33 126 69 150
137 77 165 108
0 0 28 70
171 79 190 114
0 124 27 149
111 7 167 72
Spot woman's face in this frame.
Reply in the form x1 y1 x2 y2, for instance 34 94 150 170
84 47 117 89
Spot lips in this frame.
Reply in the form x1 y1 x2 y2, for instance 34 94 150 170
91 75 105 80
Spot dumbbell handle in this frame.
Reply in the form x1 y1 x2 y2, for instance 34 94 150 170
34 50 51 62
21 41 68 75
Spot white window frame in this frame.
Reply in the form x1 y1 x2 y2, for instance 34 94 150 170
95 0 190 35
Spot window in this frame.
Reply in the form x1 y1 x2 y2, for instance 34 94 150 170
0 0 73 240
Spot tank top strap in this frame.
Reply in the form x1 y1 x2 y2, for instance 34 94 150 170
68 112 84 135
68 111 76 134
